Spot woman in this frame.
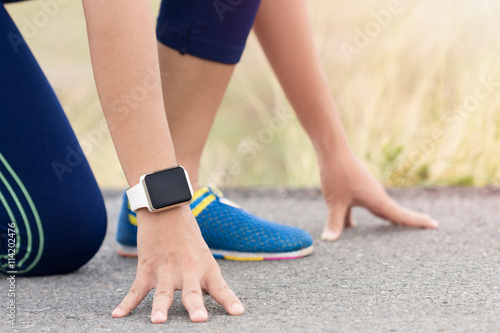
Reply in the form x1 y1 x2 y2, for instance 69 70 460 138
0 0 438 325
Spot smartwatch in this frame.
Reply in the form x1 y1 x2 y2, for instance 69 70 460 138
126 166 193 213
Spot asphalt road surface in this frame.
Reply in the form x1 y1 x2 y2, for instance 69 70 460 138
2 187 499 332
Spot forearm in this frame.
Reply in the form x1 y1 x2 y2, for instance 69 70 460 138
83 0 176 185
254 0 350 158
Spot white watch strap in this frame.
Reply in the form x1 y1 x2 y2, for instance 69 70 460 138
126 181 149 212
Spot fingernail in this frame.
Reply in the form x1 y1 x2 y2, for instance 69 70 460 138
231 303 244 314
192 309 207 321
321 229 339 242
430 219 440 228
151 311 166 323
112 307 124 317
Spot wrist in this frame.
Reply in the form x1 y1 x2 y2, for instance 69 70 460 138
136 204 192 222
314 134 352 164
135 205 202 253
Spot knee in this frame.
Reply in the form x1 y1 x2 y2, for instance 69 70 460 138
21 180 108 277
52 183 108 275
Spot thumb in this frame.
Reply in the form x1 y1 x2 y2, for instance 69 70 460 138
321 203 350 241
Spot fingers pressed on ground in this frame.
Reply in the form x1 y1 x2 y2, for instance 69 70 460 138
393 206 439 229
112 280 150 318
369 196 439 229
182 280 208 322
321 204 349 241
150 284 175 324
205 273 244 316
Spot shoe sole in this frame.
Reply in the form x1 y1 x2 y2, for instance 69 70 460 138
117 244 314 261
117 244 139 258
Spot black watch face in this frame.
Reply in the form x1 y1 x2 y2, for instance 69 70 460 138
144 167 192 209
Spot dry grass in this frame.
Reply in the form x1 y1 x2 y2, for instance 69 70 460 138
6 0 500 188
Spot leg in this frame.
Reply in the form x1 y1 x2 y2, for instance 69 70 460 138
156 0 264 190
157 46 234 190
253 0 438 240
0 4 106 276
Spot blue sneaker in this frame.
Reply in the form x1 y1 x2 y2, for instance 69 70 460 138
116 186 314 260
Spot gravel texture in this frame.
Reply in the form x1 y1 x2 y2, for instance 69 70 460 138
2 187 500 332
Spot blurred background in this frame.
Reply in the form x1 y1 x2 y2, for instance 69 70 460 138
5 0 500 189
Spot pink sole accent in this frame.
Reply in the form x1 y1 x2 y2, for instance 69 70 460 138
264 255 303 261
117 250 138 258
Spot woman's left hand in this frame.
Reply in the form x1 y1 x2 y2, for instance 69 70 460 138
318 147 439 241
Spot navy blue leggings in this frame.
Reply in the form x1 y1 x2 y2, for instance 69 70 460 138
157 0 261 64
0 4 107 276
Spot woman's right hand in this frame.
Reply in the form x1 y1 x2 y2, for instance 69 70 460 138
111 205 244 323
